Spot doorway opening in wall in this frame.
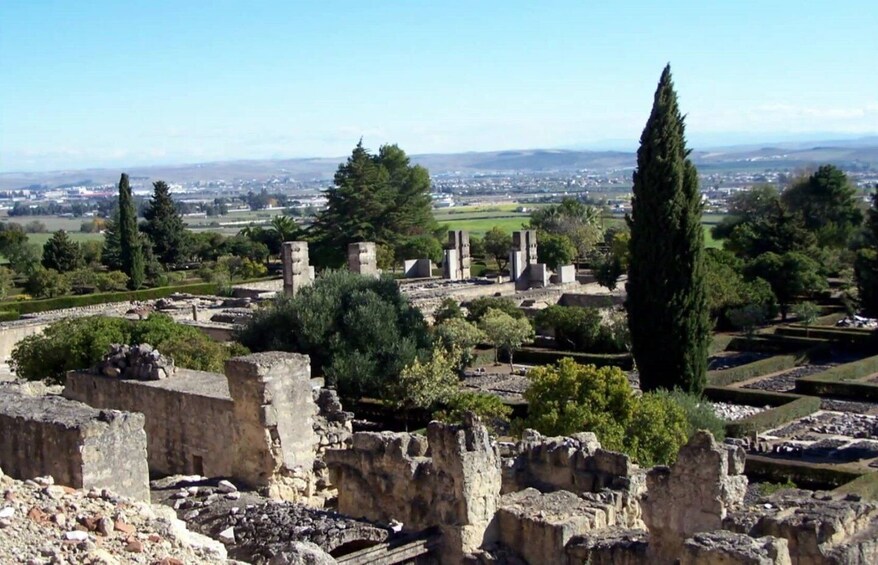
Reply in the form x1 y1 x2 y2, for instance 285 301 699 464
192 455 204 476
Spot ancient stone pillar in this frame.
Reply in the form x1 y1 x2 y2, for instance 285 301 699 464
448 230 471 279
428 413 501 563
513 230 538 265
347 242 378 277
225 353 318 491
282 241 313 297
641 430 748 564
443 248 460 280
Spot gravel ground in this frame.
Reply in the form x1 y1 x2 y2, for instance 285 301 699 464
708 352 770 371
742 365 836 393
0 470 227 565
710 402 767 421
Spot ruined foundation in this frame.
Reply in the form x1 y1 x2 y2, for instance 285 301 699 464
0 384 150 501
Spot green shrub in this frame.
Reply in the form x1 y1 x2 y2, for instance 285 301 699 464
520 358 692 466
465 296 525 322
433 317 485 371
434 391 513 435
657 389 726 441
237 270 432 399
534 305 629 354
10 314 246 383
433 297 463 324
25 267 71 298
0 310 19 322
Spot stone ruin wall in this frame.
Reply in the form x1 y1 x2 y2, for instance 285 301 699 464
64 368 236 478
64 350 352 506
0 383 150 501
326 413 501 564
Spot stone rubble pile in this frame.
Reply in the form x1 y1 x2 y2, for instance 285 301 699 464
836 315 878 329
0 467 227 565
91 344 176 381
710 402 767 421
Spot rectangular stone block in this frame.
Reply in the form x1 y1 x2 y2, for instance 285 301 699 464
529 263 549 288
404 258 433 279
282 241 313 296
347 242 378 277
558 264 576 284
0 387 150 501
443 249 460 280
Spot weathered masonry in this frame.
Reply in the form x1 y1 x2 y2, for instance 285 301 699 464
65 351 345 503
0 384 150 501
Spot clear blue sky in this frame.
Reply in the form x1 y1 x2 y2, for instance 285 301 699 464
2 1 877 172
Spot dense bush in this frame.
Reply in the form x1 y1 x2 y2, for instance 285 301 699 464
10 314 245 383
433 317 485 371
434 391 513 435
465 296 525 322
237 270 432 398
432 297 463 324
521 358 726 466
25 267 71 298
534 305 629 353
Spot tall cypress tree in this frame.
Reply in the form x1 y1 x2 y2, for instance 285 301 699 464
625 65 710 394
118 173 145 289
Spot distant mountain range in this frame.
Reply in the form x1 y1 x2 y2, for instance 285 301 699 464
2 137 877 190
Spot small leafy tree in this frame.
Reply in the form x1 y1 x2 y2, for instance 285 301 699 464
727 303 768 341
793 301 820 337
433 391 512 435
480 308 534 368
465 296 525 322
433 317 486 371
25 267 71 298
537 232 576 269
396 234 443 264
386 346 459 429
433 297 463 324
483 227 513 271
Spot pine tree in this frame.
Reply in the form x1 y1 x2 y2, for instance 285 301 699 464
41 230 82 273
117 173 145 289
142 180 188 266
311 140 439 267
101 209 123 270
625 65 710 394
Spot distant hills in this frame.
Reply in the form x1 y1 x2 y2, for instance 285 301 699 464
2 138 877 190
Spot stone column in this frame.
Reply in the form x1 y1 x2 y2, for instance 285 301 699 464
282 241 313 297
225 353 318 491
347 242 378 277
443 248 460 280
449 230 471 279
428 413 501 563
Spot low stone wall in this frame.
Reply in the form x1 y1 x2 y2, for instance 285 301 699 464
65 368 236 478
500 430 644 496
326 414 501 564
0 384 149 501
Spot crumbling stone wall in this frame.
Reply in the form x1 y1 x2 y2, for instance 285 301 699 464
65 368 236 478
0 384 149 501
642 430 749 563
225 352 318 499
501 430 644 496
326 414 501 564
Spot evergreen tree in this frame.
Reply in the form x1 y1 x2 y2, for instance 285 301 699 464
855 186 878 316
117 173 145 289
782 165 863 248
311 140 439 267
625 65 710 394
101 209 123 270
41 230 82 273
142 180 188 266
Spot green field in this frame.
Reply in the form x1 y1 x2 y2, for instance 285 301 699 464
26 232 103 247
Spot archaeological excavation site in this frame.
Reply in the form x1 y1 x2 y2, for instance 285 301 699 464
1 233 878 565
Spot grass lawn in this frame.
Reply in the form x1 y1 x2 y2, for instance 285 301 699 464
438 217 529 237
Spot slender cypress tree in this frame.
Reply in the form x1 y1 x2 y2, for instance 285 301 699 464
117 173 145 289
625 65 710 394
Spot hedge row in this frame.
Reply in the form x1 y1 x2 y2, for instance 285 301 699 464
775 325 876 347
0 282 220 318
800 355 878 384
499 347 633 369
0 310 19 322
833 472 878 500
707 354 800 387
745 454 863 490
703 385 803 408
728 335 829 354
709 334 735 355
796 357 878 400
724 395 821 438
